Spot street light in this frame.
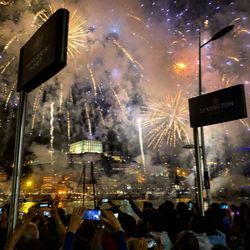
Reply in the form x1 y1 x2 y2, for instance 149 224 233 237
195 24 234 215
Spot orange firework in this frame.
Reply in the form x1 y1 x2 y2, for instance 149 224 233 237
174 61 187 74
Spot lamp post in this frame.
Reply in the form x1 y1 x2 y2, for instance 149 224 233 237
197 25 234 213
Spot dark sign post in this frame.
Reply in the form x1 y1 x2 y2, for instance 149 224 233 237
188 84 247 215
189 84 247 127
8 8 69 237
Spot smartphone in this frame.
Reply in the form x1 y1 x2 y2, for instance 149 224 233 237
102 198 109 203
83 209 101 220
147 239 157 249
38 202 52 208
0 207 3 215
188 202 193 210
18 211 24 220
43 211 51 217
220 203 228 209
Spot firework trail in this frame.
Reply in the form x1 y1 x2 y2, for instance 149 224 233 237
84 102 92 138
137 118 146 173
227 56 240 62
67 109 71 141
4 81 16 108
30 93 39 135
1 34 20 54
127 13 145 25
50 102 54 150
87 64 98 96
59 83 63 112
112 40 144 71
1 56 15 74
110 86 123 110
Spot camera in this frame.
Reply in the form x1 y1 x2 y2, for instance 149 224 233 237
83 209 101 220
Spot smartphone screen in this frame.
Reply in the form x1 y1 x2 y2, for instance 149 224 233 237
188 202 193 210
18 211 24 219
38 203 52 208
83 209 101 220
220 203 228 210
147 239 157 248
0 208 3 215
43 211 51 217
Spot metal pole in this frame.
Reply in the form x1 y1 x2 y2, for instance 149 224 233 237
8 91 28 237
193 127 205 216
90 162 96 208
83 164 86 207
198 30 212 206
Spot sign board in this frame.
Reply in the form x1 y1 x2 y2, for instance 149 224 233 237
69 140 103 154
189 84 247 127
17 8 69 92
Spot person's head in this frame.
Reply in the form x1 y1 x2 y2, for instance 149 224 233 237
212 244 228 250
17 239 45 250
210 202 221 212
73 220 95 250
190 215 206 234
175 230 199 250
57 207 67 226
176 202 188 215
164 200 175 210
118 212 137 237
143 201 153 210
147 210 165 232
142 207 155 224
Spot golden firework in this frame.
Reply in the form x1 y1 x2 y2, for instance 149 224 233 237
174 61 187 74
34 4 88 58
141 92 190 149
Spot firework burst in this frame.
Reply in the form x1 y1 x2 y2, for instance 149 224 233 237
34 4 88 59
141 92 190 149
174 61 188 74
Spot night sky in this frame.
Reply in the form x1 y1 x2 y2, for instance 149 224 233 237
0 0 249 193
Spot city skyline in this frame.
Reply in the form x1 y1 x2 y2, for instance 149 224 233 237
0 0 249 198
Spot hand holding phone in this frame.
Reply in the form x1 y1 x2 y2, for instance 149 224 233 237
68 207 84 234
101 210 123 232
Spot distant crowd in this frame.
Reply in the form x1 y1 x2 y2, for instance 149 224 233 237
0 197 249 249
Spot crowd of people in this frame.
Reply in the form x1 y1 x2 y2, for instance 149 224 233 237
0 198 249 249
